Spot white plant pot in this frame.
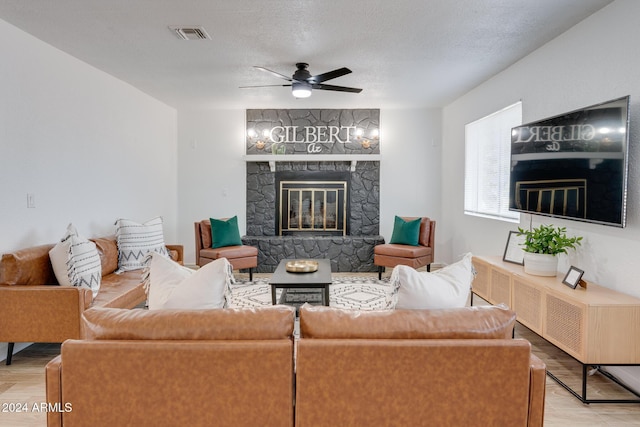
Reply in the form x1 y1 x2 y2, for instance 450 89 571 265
523 252 558 276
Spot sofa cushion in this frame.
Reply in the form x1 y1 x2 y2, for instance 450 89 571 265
115 216 169 272
91 238 119 276
200 245 258 261
374 244 431 258
49 224 102 299
0 244 58 285
145 253 232 310
416 217 431 246
199 220 213 249
389 216 421 246
210 216 242 248
388 253 473 309
299 303 516 339
82 305 296 340
92 271 146 309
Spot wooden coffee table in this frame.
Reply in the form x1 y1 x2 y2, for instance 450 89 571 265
270 259 332 306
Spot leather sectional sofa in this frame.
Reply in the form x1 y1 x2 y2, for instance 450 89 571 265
297 304 546 427
0 237 183 364
46 305 296 427
45 304 545 426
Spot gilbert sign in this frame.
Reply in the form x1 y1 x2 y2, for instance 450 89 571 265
268 125 358 153
246 109 380 155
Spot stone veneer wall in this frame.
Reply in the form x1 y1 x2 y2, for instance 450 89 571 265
245 161 382 272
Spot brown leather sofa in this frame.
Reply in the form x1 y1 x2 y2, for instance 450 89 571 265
45 304 545 426
0 237 183 364
46 305 296 427
194 219 258 280
374 217 436 279
296 304 546 427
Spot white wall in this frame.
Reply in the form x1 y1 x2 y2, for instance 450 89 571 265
442 0 640 391
176 107 443 265
0 20 178 359
379 108 442 244
177 109 247 264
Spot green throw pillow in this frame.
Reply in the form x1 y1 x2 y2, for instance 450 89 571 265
210 216 242 249
389 216 421 246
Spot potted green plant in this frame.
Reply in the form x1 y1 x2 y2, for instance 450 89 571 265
517 225 582 276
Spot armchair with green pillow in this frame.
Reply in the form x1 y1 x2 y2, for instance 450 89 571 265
194 217 258 281
374 216 436 279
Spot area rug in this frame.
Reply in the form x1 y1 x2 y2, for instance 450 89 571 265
228 276 393 310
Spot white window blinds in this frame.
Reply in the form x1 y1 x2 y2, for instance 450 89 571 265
464 102 522 222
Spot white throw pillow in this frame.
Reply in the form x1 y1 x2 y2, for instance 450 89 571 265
115 216 169 272
49 223 102 299
145 253 233 310
387 253 473 309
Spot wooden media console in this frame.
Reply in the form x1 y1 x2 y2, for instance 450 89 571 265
472 255 640 404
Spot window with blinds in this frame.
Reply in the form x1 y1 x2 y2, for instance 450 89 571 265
464 102 522 222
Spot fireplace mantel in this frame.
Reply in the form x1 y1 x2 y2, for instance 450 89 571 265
244 154 381 172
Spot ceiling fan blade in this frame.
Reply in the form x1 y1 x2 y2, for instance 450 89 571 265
312 83 362 93
239 84 292 89
254 66 293 81
310 67 352 83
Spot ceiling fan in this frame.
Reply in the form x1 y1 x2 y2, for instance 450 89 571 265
240 63 362 98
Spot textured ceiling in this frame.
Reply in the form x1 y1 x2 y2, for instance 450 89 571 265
0 0 614 109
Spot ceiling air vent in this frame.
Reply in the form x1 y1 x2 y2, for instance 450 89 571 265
169 26 211 40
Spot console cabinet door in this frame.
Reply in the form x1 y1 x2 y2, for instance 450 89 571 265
489 267 511 307
472 258 491 302
471 258 512 307
511 275 544 334
543 289 586 361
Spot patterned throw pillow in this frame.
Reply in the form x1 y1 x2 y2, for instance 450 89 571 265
49 224 102 299
115 216 169 272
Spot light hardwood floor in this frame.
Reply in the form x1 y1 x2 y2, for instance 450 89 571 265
2 272 640 426
517 323 640 426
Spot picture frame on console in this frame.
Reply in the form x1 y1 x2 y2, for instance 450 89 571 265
503 231 525 265
562 266 584 289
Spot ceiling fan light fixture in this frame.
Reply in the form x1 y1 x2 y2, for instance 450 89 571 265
244 63 361 96
292 81 312 98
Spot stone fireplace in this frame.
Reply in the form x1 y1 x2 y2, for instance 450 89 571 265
244 161 383 272
243 109 383 273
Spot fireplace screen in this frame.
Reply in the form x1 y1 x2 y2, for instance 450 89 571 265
279 181 347 235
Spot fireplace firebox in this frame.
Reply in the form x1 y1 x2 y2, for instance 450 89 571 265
276 171 350 236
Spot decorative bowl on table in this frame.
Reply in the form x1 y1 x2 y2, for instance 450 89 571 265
285 260 319 273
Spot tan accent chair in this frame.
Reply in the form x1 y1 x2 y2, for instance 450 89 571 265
374 217 435 279
194 220 258 281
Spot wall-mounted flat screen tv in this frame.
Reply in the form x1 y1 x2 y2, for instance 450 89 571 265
509 96 630 227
